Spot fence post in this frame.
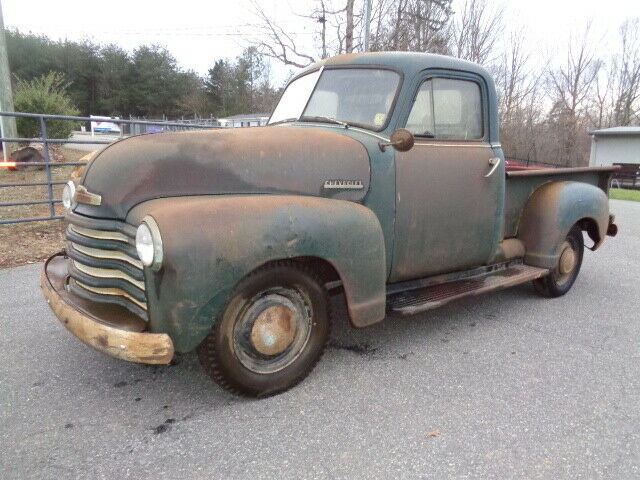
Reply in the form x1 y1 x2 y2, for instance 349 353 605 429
0 119 4 162
39 116 56 218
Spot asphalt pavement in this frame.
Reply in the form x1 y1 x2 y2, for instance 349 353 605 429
1 199 638 479
66 132 119 152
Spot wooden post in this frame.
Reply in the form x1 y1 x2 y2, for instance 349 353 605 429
0 0 17 161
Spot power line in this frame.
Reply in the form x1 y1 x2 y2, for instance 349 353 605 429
6 24 316 38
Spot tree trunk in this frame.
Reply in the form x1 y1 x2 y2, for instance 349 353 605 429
345 0 355 53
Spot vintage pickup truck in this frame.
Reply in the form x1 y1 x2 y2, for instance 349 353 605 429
42 52 618 397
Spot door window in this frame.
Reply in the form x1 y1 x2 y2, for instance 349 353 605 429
406 78 483 140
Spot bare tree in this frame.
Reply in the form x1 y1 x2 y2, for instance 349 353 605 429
495 31 536 122
546 26 601 165
612 19 640 125
249 0 318 68
589 65 615 129
309 0 359 56
249 0 455 68
451 0 504 65
374 0 453 52
548 28 600 122
317 1 329 59
344 0 356 52
249 0 360 67
493 30 542 165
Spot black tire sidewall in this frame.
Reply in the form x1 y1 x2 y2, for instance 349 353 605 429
211 264 329 396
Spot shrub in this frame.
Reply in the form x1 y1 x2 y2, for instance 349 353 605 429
13 72 80 139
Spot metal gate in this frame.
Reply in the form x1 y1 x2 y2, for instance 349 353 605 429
0 112 220 225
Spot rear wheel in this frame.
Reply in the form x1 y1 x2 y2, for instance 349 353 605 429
533 225 584 298
197 261 330 397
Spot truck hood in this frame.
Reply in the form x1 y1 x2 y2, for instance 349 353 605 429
74 126 371 219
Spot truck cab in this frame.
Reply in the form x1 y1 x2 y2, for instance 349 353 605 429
42 52 618 397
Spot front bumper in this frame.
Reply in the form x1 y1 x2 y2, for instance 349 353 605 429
41 252 174 364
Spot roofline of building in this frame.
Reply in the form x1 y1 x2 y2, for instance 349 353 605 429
590 128 640 137
219 114 270 121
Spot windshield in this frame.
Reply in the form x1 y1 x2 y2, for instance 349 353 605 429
269 68 401 130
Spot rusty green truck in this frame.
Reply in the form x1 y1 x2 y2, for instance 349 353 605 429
42 52 618 396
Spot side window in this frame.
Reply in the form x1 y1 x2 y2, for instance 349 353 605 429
406 77 483 140
405 80 434 136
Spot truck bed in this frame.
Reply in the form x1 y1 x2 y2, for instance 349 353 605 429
503 165 619 238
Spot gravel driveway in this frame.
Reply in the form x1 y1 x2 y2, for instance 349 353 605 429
1 199 638 479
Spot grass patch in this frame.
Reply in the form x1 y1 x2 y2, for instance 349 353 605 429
610 188 640 202
0 147 91 268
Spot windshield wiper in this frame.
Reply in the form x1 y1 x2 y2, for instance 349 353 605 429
300 116 350 129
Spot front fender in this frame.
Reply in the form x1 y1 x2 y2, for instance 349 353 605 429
127 195 387 352
517 181 609 269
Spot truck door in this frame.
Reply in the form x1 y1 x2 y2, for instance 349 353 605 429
390 74 503 282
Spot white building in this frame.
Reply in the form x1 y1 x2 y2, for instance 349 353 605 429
217 114 270 128
589 126 640 166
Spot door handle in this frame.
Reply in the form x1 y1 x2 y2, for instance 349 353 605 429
485 157 501 177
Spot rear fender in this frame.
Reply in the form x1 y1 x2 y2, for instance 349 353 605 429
127 195 387 352
516 181 609 268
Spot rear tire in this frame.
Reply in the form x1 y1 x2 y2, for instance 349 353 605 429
533 225 584 298
197 261 330 397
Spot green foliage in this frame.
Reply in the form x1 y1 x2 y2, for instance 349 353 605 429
127 45 185 117
610 188 640 202
7 30 280 120
205 59 231 115
204 47 280 117
97 44 131 115
7 31 101 116
13 72 80 139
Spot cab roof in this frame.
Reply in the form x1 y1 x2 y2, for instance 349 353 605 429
300 51 491 82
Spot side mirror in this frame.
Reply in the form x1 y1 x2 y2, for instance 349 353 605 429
379 129 415 152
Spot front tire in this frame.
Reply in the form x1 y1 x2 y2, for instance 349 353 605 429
197 261 330 397
533 225 584 298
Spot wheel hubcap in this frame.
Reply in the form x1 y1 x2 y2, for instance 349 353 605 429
559 244 576 275
250 304 297 356
556 240 577 286
233 288 312 374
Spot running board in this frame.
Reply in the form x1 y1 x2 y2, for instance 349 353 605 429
387 265 549 317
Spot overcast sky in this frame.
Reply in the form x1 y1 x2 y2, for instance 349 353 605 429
3 0 640 85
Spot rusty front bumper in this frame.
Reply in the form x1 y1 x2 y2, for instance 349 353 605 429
41 252 174 364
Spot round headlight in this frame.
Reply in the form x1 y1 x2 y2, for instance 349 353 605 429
62 181 76 210
135 216 163 270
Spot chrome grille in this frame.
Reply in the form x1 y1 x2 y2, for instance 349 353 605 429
65 213 147 319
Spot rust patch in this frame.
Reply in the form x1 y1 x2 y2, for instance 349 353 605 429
41 253 174 365
76 126 371 220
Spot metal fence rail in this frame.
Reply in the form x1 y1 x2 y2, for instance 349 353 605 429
126 116 220 135
0 111 220 225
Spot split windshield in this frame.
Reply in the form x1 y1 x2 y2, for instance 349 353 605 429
269 68 401 131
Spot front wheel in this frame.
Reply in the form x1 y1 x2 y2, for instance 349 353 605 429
197 261 331 397
533 225 584 298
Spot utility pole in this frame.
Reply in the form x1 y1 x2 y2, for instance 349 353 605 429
364 0 372 51
0 0 17 161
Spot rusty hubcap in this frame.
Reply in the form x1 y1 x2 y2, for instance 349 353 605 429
250 305 297 356
556 240 577 286
233 288 312 374
559 244 576 275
